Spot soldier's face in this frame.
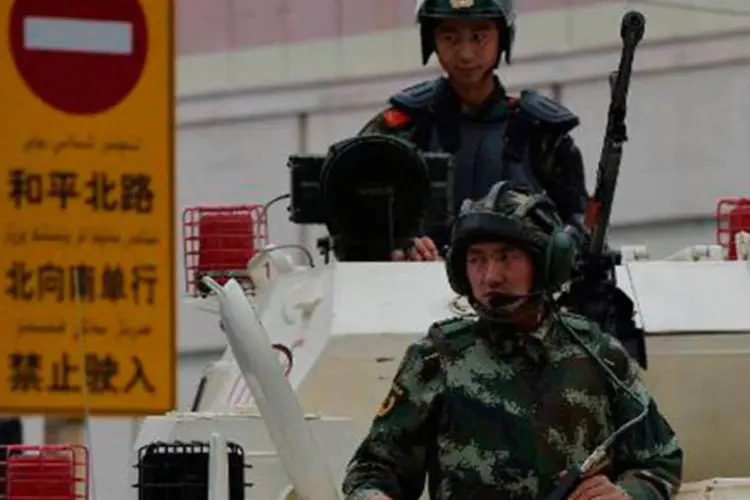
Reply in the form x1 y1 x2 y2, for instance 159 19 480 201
434 19 499 86
465 241 534 308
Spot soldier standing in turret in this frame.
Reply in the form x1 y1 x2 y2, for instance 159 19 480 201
360 0 589 261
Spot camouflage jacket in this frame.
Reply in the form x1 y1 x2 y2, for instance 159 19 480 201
342 313 683 500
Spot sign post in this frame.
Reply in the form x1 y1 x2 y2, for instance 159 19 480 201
0 0 175 416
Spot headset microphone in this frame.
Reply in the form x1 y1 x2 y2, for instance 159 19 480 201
488 290 544 308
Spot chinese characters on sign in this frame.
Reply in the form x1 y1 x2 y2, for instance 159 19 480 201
9 353 155 394
5 261 158 305
0 0 175 416
8 168 154 213
0 138 173 415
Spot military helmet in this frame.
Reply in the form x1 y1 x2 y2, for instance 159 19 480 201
415 0 516 66
445 181 577 305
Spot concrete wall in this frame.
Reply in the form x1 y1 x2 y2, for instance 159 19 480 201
176 0 750 93
172 0 750 426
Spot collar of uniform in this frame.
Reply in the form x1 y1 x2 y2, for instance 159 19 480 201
479 314 554 363
528 314 554 342
475 75 508 119
434 76 509 121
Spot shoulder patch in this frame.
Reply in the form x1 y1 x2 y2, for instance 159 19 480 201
388 78 442 112
382 108 412 129
375 382 405 418
516 89 580 136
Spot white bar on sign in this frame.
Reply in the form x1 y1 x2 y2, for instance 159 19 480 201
23 16 133 55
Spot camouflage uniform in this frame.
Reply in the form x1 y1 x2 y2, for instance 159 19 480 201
359 0 589 251
342 183 682 499
342 315 682 500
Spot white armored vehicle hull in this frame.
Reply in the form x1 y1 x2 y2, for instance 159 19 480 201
135 226 750 499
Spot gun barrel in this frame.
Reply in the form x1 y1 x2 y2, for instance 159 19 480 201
621 11 646 44
587 11 646 259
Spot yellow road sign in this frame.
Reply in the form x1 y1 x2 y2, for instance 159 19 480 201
0 0 175 416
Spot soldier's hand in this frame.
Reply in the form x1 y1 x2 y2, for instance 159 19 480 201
391 237 441 261
411 236 441 261
568 474 627 500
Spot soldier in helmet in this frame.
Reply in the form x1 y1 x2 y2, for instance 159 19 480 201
359 0 588 262
342 182 682 500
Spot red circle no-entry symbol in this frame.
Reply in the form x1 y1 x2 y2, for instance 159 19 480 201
9 0 148 116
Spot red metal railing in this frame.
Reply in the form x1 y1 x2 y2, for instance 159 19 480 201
4 444 88 500
716 198 750 260
182 205 268 296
